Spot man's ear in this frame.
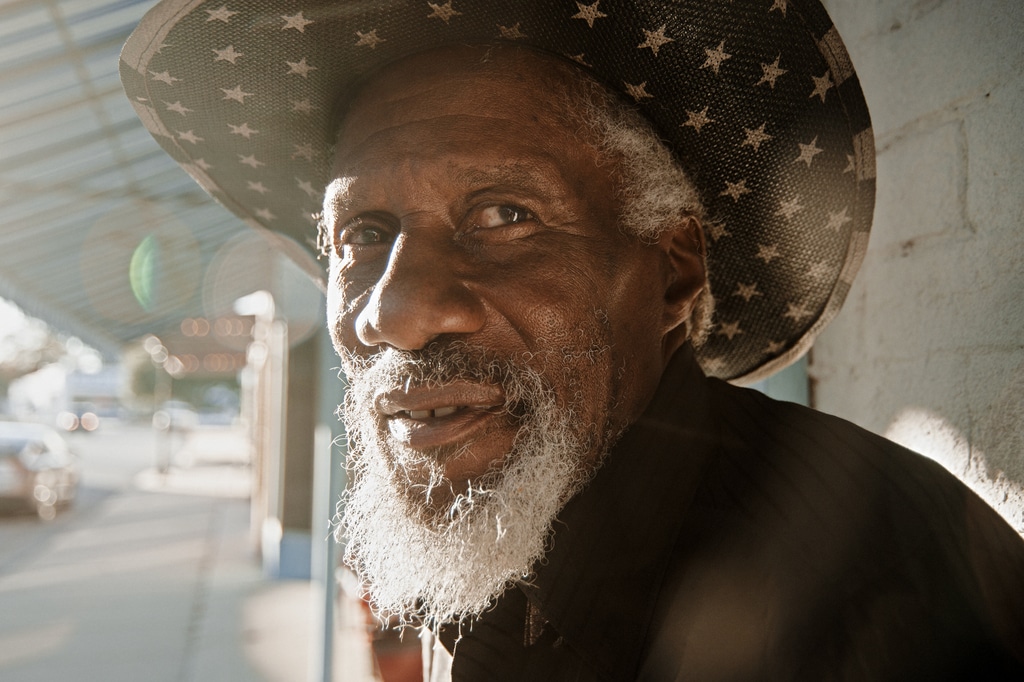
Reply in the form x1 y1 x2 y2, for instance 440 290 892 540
658 216 707 357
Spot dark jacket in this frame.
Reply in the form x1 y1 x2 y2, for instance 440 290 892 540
440 347 1024 680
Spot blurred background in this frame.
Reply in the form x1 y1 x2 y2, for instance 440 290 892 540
0 0 1021 681
0 0 416 679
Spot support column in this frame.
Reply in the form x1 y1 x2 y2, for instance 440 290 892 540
269 332 319 578
311 326 347 682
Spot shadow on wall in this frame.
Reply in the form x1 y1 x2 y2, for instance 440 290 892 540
885 405 1024 534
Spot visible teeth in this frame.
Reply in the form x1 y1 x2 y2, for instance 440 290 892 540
403 406 462 420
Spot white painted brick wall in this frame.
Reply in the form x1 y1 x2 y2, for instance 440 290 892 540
812 0 1024 530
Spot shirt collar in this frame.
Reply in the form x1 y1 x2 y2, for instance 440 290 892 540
519 346 718 680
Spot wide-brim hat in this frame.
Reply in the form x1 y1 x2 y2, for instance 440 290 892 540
120 0 874 383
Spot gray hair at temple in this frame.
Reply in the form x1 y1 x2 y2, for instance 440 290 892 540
550 57 715 347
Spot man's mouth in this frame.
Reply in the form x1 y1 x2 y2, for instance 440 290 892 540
376 381 506 450
398 405 485 420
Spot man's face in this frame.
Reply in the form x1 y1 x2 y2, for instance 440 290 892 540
323 46 695 624
324 47 677 493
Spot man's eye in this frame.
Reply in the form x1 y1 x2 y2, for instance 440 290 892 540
349 226 387 244
339 219 393 246
476 205 533 229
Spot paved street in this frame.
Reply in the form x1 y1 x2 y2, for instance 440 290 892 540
0 422 377 682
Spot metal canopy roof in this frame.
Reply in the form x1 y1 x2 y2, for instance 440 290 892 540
0 0 321 359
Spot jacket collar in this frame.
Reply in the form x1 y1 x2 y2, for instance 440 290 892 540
519 346 718 680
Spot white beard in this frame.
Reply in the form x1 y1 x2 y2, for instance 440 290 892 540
336 344 598 628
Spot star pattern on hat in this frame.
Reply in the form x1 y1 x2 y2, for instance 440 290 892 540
355 30 385 49
720 179 750 202
776 195 804 220
291 99 315 114
194 158 212 170
741 122 772 151
296 179 318 197
221 85 253 103
282 12 314 33
255 208 276 221
824 207 852 232
783 301 813 322
205 6 237 23
239 154 264 169
807 261 831 280
165 101 192 116
765 340 786 355
706 222 731 241
756 243 781 263
228 122 258 138
149 70 180 85
638 26 674 56
292 143 316 161
427 1 461 23
247 181 270 194
286 58 317 78
717 320 743 340
213 45 243 64
701 356 728 375
624 81 653 101
572 1 607 28
683 106 713 133
702 41 732 75
733 282 761 301
755 55 787 88
498 23 527 40
810 71 834 102
177 129 202 144
795 136 824 166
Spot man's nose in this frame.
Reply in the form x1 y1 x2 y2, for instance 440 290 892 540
354 235 486 350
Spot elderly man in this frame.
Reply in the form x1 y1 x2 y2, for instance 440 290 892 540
122 1 1024 679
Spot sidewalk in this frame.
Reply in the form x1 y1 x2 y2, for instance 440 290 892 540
0 425 381 682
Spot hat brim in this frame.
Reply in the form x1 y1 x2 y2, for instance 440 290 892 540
121 0 874 383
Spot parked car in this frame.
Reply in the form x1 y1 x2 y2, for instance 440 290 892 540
0 421 80 520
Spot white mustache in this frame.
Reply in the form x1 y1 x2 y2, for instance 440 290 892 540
341 343 538 417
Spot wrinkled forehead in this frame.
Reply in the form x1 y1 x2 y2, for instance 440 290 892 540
331 44 597 169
